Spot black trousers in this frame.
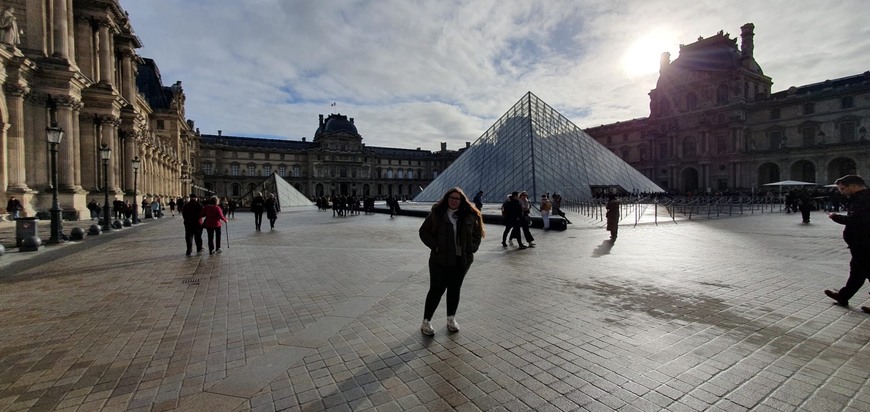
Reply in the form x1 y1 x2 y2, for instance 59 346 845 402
838 250 870 301
254 212 263 229
205 227 222 251
424 259 469 320
502 220 522 244
184 222 203 253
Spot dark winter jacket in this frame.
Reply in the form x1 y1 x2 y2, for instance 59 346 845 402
830 189 870 251
419 210 483 268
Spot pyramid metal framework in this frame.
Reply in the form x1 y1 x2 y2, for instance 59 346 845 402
239 172 314 208
415 92 664 203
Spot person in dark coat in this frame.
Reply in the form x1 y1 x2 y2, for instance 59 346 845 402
824 175 870 314
501 192 526 248
798 190 813 223
606 194 620 241
418 187 485 336
181 193 204 256
250 192 265 231
265 193 279 230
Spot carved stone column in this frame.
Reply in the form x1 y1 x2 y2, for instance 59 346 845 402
79 114 99 190
3 83 30 191
120 51 135 101
99 115 120 192
52 0 70 59
97 21 113 85
123 130 137 191
55 96 80 191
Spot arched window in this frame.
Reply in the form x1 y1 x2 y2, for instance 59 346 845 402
660 98 671 116
407 169 414 179
716 84 728 104
386 168 394 179
397 169 404 179
686 92 698 111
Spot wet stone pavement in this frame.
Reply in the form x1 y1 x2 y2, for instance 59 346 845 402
0 207 868 411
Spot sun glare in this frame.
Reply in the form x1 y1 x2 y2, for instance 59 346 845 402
621 31 675 78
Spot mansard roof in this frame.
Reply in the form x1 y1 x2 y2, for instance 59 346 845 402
768 71 870 100
672 31 742 72
136 58 173 110
200 134 313 150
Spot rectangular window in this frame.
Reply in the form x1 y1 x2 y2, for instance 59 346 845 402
263 165 271 176
292 165 301 177
840 121 857 142
157 119 165 130
230 164 239 176
768 130 783 149
279 166 287 177
801 127 816 147
249 152 255 159
203 163 212 175
248 165 255 176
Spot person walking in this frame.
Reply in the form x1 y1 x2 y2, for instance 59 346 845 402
605 193 620 241
473 190 484 211
168 198 176 217
181 193 204 256
250 192 265 231
501 192 526 248
265 193 279 230
150 197 161 219
540 194 552 230
6 196 22 219
824 175 870 314
200 196 228 254
418 187 484 336
518 191 536 246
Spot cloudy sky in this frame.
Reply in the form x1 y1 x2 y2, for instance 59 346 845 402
122 0 870 151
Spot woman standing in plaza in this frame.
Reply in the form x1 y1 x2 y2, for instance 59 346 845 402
606 193 620 241
250 192 265 231
418 187 485 336
265 193 279 230
200 196 228 254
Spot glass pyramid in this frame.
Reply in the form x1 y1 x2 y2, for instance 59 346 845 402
415 92 663 202
239 172 314 208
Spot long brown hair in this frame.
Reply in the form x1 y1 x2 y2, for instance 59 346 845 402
432 187 485 238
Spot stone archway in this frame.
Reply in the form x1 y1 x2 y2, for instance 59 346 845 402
827 157 857 183
681 167 699 193
758 163 780 186
789 160 816 182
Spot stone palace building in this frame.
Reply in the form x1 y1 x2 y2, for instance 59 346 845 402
585 23 870 193
198 114 462 200
0 0 196 220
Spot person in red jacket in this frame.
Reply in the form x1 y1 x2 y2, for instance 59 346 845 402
200 196 228 254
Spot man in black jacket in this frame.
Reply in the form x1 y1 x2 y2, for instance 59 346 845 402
181 193 204 256
824 175 870 313
500 192 527 249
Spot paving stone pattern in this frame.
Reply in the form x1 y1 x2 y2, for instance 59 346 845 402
0 208 869 411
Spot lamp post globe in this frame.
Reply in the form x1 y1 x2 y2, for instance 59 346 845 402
47 124 65 244
100 144 112 232
132 156 141 224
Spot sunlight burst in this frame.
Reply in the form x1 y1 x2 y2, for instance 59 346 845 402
621 30 676 77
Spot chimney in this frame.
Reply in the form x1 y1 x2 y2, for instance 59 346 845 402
350 117 354 124
659 52 671 73
302 137 307 142
440 142 447 152
218 130 222 136
319 114 324 127
740 23 755 58
466 142 470 148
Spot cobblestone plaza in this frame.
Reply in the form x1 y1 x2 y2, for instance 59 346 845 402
1 209 869 411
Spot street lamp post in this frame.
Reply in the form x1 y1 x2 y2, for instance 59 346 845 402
100 144 112 232
132 156 141 224
47 123 65 244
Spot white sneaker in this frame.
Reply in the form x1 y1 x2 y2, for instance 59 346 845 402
446 316 460 332
420 319 435 336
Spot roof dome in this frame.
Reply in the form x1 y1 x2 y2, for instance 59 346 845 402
316 114 358 137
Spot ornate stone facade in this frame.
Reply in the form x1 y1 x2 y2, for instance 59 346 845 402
198 113 462 199
585 23 870 192
0 0 195 219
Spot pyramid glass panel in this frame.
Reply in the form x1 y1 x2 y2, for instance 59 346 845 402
415 92 663 203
